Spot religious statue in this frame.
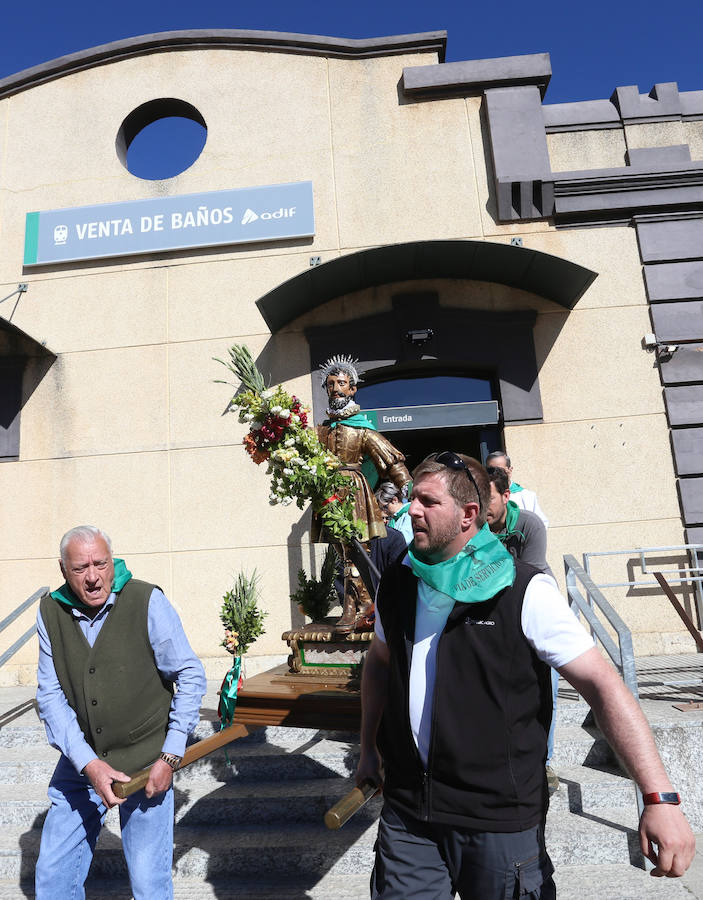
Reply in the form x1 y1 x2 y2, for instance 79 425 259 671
316 356 411 632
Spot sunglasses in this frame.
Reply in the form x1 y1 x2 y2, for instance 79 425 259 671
431 450 484 512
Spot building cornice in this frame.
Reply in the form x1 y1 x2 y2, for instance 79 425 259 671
0 29 447 99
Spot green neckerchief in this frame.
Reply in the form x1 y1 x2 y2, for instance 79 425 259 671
499 500 521 538
323 412 377 431
408 524 515 603
50 558 132 611
509 481 524 493
390 502 411 523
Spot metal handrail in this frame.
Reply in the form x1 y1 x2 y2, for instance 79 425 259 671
562 554 646 858
0 586 48 668
583 544 703 626
563 556 639 699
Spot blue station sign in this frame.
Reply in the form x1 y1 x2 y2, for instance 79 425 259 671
24 181 315 266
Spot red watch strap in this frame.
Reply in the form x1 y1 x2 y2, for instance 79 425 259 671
643 791 681 805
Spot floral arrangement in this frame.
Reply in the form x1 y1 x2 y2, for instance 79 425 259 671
219 570 267 657
215 344 361 543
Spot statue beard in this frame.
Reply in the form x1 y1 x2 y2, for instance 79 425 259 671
328 395 353 412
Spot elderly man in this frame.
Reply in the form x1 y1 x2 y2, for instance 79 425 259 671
485 450 549 527
358 451 694 899
35 525 206 900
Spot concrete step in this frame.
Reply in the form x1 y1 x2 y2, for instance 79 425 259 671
0 800 644 882
549 722 616 768
546 763 637 814
0 873 373 899
0 735 361 785
1 865 698 900
0 776 384 829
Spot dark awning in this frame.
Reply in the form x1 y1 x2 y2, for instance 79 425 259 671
0 316 56 361
256 239 597 332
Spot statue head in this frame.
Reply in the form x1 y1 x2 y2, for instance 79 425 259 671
319 355 362 411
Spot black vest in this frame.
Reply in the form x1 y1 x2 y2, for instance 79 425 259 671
40 579 173 773
376 559 552 832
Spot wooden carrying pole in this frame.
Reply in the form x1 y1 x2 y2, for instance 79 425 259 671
324 779 379 830
112 722 258 799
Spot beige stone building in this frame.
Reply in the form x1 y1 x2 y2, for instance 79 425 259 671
1 29 702 683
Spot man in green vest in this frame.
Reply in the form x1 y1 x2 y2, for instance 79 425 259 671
35 525 206 900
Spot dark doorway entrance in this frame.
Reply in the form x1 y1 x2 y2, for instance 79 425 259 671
375 425 499 472
355 371 502 471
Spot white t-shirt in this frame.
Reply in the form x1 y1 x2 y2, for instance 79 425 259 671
375 566 593 768
510 487 549 528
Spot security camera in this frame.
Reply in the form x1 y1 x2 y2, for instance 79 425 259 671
642 333 657 350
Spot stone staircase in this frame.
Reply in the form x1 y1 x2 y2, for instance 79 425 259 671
0 676 701 899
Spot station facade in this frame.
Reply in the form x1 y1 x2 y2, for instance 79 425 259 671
1 29 702 681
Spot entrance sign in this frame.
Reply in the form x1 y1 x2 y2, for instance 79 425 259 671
366 401 499 432
23 181 314 266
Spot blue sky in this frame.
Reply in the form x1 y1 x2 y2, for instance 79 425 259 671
3 1 701 179
2 0 701 104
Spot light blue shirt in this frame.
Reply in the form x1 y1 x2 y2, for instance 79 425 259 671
388 510 414 545
36 587 206 774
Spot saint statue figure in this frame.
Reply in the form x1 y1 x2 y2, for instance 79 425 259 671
315 356 411 632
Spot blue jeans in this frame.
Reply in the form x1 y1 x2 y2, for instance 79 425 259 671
35 755 174 900
546 667 559 765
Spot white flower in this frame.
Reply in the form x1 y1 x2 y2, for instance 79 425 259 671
261 389 274 400
280 409 290 418
302 464 310 471
284 438 295 448
310 465 317 475
281 496 293 506
242 412 254 422
291 414 300 424
283 468 294 476
251 421 263 431
270 405 282 415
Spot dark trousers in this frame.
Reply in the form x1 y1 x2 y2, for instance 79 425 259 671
371 803 556 900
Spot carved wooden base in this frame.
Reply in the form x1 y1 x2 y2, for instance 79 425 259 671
282 618 374 679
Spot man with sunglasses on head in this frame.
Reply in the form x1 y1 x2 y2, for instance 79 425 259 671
357 452 694 899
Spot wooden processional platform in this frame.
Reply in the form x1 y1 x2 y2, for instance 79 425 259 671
232 664 361 731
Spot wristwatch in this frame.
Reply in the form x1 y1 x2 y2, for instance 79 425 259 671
159 751 182 771
642 791 681 805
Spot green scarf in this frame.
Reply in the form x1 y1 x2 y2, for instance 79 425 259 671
509 481 524 493
390 502 411 523
50 558 132 611
408 524 515 603
323 412 377 431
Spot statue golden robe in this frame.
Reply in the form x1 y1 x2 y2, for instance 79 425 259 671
315 412 411 542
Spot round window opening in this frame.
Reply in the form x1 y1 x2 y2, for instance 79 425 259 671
116 99 207 181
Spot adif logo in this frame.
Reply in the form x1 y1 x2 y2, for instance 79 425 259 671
241 207 297 225
53 225 68 245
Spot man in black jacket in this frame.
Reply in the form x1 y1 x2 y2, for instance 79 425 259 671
357 452 694 899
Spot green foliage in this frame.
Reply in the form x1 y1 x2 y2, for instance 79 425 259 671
219 570 267 656
291 546 340 622
213 344 267 393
